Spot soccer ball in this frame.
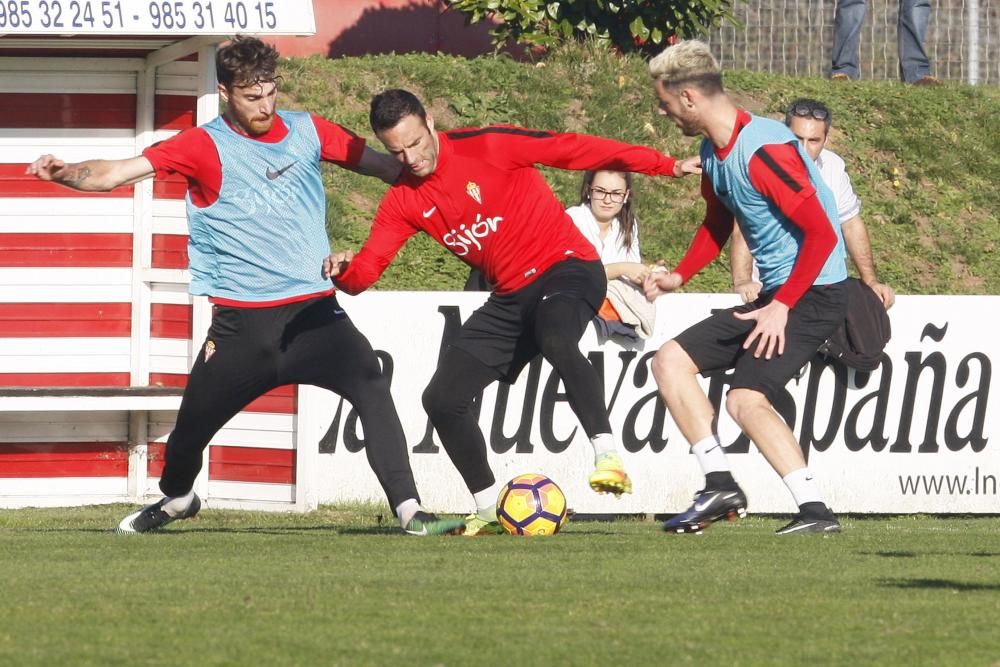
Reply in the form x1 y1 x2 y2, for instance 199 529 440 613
496 473 568 536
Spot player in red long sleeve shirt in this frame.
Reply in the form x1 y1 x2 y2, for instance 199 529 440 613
325 89 698 535
643 41 849 536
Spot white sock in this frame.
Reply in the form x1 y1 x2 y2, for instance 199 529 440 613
473 486 500 516
691 435 730 475
590 433 617 459
782 468 825 506
396 498 421 528
162 490 195 517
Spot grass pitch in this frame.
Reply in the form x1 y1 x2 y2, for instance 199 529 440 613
1 506 997 666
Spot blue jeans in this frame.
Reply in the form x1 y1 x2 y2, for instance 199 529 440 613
832 0 931 82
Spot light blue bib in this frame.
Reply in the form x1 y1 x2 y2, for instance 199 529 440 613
185 110 329 301
701 115 846 291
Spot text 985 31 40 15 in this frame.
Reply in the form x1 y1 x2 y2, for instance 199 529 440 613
0 0 315 34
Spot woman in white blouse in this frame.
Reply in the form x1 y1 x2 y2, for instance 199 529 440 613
565 170 651 286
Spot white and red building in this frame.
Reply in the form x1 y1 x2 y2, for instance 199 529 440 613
0 3 317 510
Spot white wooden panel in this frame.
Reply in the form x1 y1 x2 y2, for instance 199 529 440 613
151 129 180 143
152 214 189 236
156 60 199 95
147 412 294 448
155 74 199 96
0 70 137 93
0 396 182 412
152 198 188 235
146 268 192 286
157 60 199 77
0 268 132 303
0 57 144 73
3 144 137 163
150 284 192 305
0 197 134 216
0 479 129 508
207 481 295 504
0 215 133 234
0 413 127 441
1 128 136 144
0 339 130 373
150 337 194 375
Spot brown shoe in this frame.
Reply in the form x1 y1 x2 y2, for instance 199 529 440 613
830 73 851 82
911 76 941 86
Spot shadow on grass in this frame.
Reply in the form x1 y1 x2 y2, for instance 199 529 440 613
860 550 1000 558
878 578 1000 592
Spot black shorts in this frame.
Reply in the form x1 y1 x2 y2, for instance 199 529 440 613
450 258 606 382
674 281 848 402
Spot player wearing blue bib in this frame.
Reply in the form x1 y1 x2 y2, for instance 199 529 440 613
643 41 849 536
29 36 462 537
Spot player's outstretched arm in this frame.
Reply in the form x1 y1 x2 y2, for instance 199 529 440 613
643 270 683 302
27 154 154 192
353 146 402 185
674 155 703 177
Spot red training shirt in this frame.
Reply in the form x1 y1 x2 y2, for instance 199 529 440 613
335 126 679 294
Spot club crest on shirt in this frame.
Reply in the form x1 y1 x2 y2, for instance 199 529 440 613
466 181 482 204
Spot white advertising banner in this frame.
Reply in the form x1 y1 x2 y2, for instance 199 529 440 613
0 0 315 34
300 292 998 515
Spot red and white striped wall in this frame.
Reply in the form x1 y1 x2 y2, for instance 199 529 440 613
0 43 304 511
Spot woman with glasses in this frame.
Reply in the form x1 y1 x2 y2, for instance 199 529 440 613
566 170 649 286
566 170 658 341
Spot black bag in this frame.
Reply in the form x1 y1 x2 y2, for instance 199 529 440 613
818 278 891 371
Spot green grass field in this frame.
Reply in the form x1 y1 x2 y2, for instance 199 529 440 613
1 506 997 666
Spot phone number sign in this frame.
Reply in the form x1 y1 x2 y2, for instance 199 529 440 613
0 0 315 34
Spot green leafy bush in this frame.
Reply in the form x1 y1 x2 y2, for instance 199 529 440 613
446 0 739 54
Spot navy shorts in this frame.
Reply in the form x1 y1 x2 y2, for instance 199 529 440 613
674 281 848 402
451 258 606 382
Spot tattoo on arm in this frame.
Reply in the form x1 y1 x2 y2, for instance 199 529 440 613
60 166 92 188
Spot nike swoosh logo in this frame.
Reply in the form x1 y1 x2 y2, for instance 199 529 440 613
422 206 437 218
693 493 721 512
266 161 296 180
783 522 818 533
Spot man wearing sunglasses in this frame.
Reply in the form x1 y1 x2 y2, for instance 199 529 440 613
644 41 849 535
730 98 896 309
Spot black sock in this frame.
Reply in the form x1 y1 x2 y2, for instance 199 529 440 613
705 471 738 490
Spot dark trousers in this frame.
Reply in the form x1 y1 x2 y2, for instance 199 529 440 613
422 259 611 494
160 295 419 509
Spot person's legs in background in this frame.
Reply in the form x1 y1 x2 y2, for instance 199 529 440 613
831 0 867 79
898 0 934 83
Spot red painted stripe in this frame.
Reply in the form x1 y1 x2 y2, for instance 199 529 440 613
245 385 297 414
143 377 295 414
150 303 192 339
0 303 131 337
5 93 136 129
0 233 132 267
155 95 197 131
0 442 128 478
151 234 189 269
0 165 134 198
0 372 130 387
149 373 187 388
209 445 295 484
147 442 166 478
